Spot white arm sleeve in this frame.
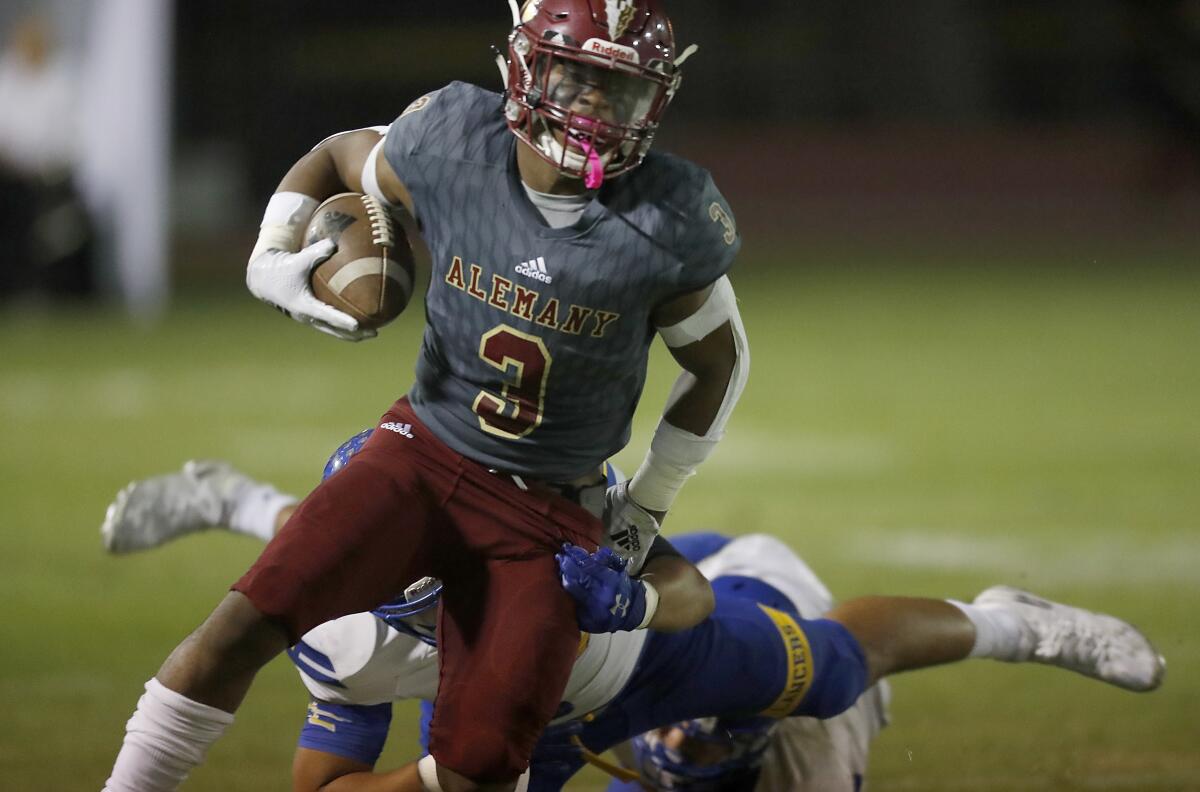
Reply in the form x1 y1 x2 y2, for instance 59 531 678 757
248 191 319 260
658 275 749 439
627 276 749 512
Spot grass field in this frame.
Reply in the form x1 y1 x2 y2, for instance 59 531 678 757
1 246 1197 790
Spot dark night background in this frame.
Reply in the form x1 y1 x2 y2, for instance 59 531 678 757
169 1 1199 259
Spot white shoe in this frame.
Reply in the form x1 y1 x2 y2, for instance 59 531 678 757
101 460 253 553
973 585 1166 692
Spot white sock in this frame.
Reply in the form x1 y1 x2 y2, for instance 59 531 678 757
228 484 296 542
103 678 234 792
947 600 1028 662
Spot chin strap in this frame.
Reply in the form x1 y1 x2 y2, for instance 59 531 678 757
573 738 641 783
571 729 641 783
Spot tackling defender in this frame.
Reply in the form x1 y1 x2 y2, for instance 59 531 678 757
103 3 748 791
102 440 1165 791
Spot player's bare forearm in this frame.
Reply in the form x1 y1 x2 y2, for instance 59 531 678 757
639 554 715 631
292 748 423 792
647 323 738 527
272 129 417 215
274 130 380 201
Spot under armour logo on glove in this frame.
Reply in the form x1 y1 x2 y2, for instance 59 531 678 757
557 544 647 633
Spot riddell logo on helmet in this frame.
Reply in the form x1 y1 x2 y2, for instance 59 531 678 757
582 38 639 64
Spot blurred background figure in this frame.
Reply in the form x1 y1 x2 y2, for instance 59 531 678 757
74 0 172 320
0 0 171 318
0 9 94 300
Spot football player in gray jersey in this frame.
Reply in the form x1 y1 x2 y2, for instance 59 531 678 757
103 2 748 791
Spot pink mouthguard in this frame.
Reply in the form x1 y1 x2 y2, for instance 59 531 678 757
570 132 605 190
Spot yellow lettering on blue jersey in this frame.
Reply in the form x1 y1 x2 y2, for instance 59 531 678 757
306 701 353 734
757 604 814 718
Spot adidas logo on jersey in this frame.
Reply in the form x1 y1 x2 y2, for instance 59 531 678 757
515 256 553 284
381 422 414 438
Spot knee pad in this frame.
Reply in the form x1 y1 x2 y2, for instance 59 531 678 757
796 617 869 719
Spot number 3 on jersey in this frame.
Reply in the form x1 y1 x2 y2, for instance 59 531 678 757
472 325 552 439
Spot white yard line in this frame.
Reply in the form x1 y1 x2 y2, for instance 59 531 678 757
703 429 896 475
842 528 1200 585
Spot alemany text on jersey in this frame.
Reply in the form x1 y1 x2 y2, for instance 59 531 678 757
445 255 621 339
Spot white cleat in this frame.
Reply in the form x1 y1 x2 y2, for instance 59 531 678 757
973 585 1166 692
101 460 253 554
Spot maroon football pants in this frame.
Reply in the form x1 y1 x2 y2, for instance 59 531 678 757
234 398 603 781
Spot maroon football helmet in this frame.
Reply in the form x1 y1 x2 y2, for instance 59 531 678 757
503 0 690 187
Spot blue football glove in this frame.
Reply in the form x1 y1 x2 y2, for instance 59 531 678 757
557 543 647 633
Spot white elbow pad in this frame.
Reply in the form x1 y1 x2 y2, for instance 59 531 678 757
658 275 750 440
658 276 740 349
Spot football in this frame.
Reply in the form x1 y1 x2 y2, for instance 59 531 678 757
304 192 416 330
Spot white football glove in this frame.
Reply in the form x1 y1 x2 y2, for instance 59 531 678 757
245 239 377 342
601 480 660 575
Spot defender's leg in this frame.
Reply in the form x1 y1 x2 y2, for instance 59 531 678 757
101 460 295 552
824 596 974 686
828 589 1165 692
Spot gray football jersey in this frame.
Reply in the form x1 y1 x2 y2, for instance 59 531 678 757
384 82 740 479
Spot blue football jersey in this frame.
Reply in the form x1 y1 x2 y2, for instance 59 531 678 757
383 82 740 479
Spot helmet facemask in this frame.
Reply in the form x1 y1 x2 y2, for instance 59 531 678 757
631 717 777 791
371 576 442 646
504 27 681 188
